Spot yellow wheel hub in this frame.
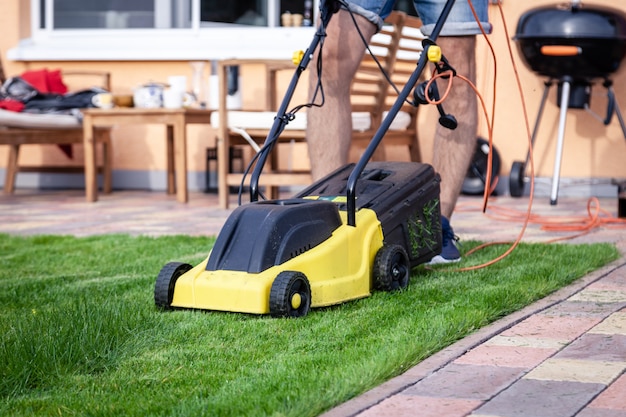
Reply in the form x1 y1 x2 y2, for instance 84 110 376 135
290 293 302 309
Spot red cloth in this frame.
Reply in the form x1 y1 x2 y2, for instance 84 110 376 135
20 68 68 94
0 98 25 112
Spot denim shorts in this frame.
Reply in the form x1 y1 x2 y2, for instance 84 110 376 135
343 0 492 36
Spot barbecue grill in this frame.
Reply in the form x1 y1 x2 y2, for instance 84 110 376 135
509 0 626 204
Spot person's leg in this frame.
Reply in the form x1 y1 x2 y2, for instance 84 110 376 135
307 10 377 181
426 36 478 264
414 0 490 263
414 0 490 219
432 35 478 220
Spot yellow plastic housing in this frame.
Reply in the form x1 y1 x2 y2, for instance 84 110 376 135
171 208 384 314
292 50 305 65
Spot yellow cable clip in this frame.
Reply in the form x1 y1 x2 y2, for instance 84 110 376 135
292 50 305 65
427 45 442 63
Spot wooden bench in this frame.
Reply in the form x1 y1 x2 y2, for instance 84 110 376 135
0 55 113 194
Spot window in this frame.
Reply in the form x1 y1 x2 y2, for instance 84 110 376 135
11 0 415 61
43 0 161 29
12 0 321 60
38 0 318 30
200 1 270 27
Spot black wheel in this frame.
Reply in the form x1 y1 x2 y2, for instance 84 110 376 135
154 262 192 310
509 161 526 198
462 137 501 196
373 244 410 291
269 271 311 318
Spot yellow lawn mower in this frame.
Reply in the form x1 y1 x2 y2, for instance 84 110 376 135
155 162 441 317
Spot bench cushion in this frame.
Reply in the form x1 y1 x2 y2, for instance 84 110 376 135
0 109 81 129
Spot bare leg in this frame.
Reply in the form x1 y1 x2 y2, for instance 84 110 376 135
432 36 478 219
307 10 377 181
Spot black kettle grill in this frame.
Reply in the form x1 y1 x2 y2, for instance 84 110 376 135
509 0 626 204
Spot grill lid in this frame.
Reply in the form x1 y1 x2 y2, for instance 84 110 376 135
516 3 626 41
515 2 626 80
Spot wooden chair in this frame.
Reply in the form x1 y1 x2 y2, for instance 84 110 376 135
211 11 425 208
354 13 425 163
0 55 113 194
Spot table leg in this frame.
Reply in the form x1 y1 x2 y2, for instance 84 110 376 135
172 117 188 203
218 63 230 209
4 144 19 194
217 136 229 209
83 114 98 202
166 125 175 195
98 128 113 194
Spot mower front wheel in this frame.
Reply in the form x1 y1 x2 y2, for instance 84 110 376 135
269 271 311 318
155 262 192 310
373 244 410 291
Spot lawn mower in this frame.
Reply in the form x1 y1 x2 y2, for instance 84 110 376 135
155 0 461 317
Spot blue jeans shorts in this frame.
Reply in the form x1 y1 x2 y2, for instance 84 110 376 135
343 0 492 36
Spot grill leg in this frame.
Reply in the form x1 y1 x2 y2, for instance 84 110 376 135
551 80 571 206
524 81 552 171
608 86 626 140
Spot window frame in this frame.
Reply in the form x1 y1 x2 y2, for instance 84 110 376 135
8 0 319 61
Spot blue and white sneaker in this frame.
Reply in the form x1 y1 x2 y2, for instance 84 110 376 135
428 216 461 265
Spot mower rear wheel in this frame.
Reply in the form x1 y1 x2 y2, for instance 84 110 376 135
373 244 410 291
269 271 311 318
155 262 192 310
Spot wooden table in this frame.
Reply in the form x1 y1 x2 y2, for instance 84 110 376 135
82 107 212 203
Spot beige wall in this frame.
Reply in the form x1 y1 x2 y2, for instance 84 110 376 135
2 0 626 190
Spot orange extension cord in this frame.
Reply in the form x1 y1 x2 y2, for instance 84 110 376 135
423 0 626 271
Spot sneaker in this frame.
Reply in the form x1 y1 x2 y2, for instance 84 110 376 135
428 216 461 265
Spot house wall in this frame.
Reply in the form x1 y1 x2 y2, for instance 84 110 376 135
2 0 626 193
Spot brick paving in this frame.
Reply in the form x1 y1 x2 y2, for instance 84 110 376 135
327 269 626 417
1 189 626 417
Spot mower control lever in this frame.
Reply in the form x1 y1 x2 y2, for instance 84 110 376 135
414 80 458 130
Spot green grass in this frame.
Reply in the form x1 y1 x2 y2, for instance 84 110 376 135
0 233 620 417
